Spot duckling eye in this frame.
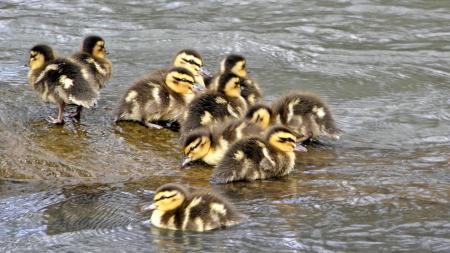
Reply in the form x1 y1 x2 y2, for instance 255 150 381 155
154 193 177 202
182 58 201 68
279 137 295 143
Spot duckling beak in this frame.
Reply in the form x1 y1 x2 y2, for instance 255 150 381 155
181 157 193 168
140 203 156 212
199 67 211 77
294 143 307 152
192 83 204 93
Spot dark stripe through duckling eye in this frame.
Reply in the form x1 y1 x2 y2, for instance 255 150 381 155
188 141 201 154
182 58 201 67
278 137 295 143
154 193 178 202
173 76 194 84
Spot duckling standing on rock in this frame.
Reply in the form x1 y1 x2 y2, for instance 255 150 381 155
27 44 98 124
69 35 112 119
210 126 307 184
181 72 247 134
143 183 244 232
271 92 342 141
181 118 264 168
115 67 201 129
207 54 262 106
152 49 210 88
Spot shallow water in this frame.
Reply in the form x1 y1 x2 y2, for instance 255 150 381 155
1 0 450 252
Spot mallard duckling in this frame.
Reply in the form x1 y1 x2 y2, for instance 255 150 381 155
145 183 243 232
27 44 98 124
210 126 307 184
152 49 210 88
271 92 342 140
244 103 275 130
70 35 112 90
181 72 247 134
181 119 263 168
207 54 262 105
116 67 200 129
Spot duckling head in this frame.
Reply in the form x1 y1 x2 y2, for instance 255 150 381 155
182 129 212 167
82 35 108 58
165 67 200 95
245 104 273 130
220 54 247 78
217 72 243 98
266 126 307 153
151 183 188 212
172 49 208 76
28 44 55 70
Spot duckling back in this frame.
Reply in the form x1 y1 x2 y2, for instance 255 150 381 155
29 58 98 108
70 52 112 90
272 92 342 140
181 91 242 134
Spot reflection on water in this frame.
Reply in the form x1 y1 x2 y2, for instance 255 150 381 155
1 0 450 252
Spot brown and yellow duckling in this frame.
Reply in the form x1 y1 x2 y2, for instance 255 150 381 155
210 126 307 184
244 103 275 130
115 67 201 129
152 49 210 88
181 118 264 168
27 44 98 124
271 92 342 140
70 35 112 90
181 72 247 134
207 54 262 106
144 183 244 232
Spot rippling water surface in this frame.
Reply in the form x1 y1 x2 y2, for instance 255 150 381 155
1 0 450 252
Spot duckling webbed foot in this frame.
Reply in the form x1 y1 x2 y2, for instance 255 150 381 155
68 106 83 120
48 102 65 124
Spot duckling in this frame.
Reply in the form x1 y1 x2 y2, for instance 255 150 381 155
152 49 210 88
115 67 200 129
244 103 275 130
27 44 98 124
271 92 342 140
145 183 243 232
207 54 262 105
181 72 247 134
70 35 112 90
210 126 307 184
181 119 263 168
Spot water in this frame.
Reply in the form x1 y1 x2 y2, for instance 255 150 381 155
1 0 450 252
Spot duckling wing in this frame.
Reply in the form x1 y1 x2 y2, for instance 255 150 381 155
71 52 112 89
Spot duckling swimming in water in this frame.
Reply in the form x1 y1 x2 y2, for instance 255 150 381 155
152 49 210 88
210 126 307 184
181 118 264 168
181 72 247 134
27 44 98 124
115 67 200 129
145 183 244 232
207 54 262 106
271 92 342 140
70 35 112 90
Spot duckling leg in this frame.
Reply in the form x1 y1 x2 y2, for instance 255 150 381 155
68 105 83 120
47 102 65 124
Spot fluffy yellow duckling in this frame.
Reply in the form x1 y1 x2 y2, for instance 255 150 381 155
27 44 98 124
181 118 263 168
210 126 307 184
271 92 342 140
181 72 247 134
207 54 262 106
70 35 112 90
115 67 200 129
145 183 244 232
152 49 210 88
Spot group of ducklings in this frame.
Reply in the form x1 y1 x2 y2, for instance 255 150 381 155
26 35 342 232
